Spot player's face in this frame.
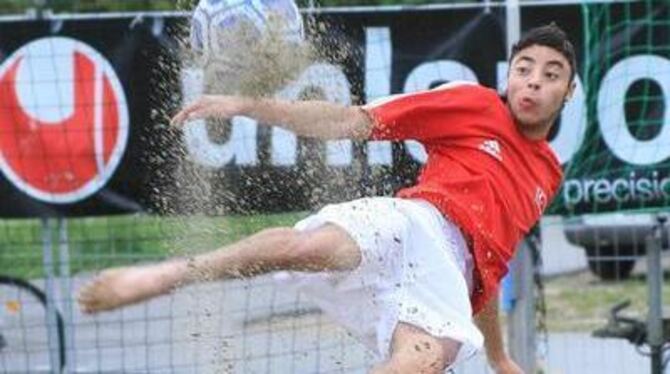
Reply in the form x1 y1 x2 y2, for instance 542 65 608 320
507 45 575 139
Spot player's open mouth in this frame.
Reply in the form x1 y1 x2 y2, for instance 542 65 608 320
519 97 537 110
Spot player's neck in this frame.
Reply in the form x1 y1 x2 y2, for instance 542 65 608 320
517 122 551 141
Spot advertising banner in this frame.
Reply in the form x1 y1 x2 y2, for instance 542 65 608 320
0 2 667 217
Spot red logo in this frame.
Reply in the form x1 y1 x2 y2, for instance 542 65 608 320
0 37 128 203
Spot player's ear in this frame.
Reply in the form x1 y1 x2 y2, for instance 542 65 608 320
565 81 576 102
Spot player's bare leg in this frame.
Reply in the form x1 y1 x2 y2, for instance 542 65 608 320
78 262 184 314
78 224 360 313
370 322 461 374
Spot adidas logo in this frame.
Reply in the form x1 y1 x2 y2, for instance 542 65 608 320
478 139 502 161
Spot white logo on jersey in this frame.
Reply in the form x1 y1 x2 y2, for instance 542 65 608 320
478 139 502 161
535 187 548 214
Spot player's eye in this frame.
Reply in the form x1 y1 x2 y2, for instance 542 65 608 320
545 72 559 80
515 66 529 75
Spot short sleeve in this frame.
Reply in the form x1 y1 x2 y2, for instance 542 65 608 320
363 81 493 141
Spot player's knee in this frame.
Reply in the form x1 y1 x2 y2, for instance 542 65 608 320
386 347 454 374
254 226 322 270
386 324 461 374
282 224 361 272
256 227 303 258
243 227 298 268
285 229 335 270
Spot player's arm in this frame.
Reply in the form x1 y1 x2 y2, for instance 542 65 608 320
171 95 373 140
474 291 524 374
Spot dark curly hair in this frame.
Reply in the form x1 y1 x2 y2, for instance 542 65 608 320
510 23 577 82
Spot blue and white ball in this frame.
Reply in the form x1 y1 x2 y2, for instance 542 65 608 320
190 0 304 56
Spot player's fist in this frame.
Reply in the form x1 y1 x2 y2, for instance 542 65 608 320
171 95 248 127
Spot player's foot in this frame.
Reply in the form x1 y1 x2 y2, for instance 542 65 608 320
78 262 183 314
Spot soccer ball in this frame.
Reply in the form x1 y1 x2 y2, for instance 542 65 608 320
190 0 304 57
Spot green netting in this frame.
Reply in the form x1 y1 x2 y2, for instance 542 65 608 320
556 1 670 216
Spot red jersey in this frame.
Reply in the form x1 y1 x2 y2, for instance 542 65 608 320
364 82 563 314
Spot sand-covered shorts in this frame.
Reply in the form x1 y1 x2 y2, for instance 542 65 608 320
275 197 484 368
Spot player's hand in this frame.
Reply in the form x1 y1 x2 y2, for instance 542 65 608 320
491 357 524 374
170 95 247 127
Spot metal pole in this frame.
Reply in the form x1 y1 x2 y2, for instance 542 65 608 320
58 218 76 373
646 215 665 374
506 0 520 57
41 218 61 372
508 240 536 373
505 0 536 371
32 0 47 19
484 0 491 14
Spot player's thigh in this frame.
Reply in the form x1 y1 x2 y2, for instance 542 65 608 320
384 322 461 373
290 223 362 272
289 197 409 273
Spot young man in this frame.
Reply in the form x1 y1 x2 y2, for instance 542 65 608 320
79 24 576 373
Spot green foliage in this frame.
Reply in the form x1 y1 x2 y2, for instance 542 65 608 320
546 271 670 332
1 212 308 279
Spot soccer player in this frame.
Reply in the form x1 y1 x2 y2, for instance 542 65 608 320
79 24 576 373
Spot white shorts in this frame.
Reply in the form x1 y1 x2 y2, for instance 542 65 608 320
275 197 484 368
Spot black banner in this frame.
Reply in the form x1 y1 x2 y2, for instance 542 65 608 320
0 16 172 217
0 2 667 218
